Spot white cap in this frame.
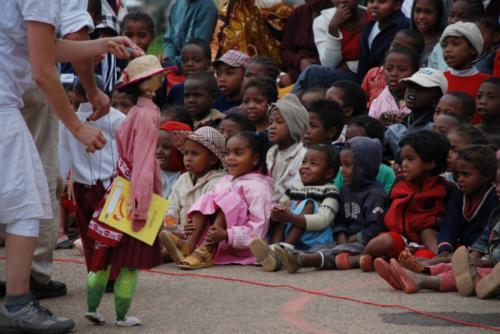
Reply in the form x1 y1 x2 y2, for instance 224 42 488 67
400 67 448 95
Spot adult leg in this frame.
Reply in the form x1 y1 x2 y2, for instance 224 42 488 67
292 66 356 94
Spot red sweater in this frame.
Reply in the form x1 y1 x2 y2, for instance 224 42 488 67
444 71 490 124
384 176 451 243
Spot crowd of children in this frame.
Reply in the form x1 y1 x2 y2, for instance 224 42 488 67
4 0 499 332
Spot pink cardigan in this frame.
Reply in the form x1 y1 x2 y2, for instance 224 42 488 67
368 86 410 120
115 97 162 222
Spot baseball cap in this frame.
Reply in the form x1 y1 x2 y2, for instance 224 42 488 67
400 67 448 95
213 50 250 69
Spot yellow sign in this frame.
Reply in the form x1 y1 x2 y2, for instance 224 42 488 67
98 176 168 246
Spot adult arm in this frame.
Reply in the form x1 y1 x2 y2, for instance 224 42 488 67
313 8 343 68
27 21 105 152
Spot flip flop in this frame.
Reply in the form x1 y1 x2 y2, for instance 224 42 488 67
359 254 374 272
476 262 500 299
250 239 281 272
335 253 358 270
389 259 417 294
374 258 402 290
451 246 476 297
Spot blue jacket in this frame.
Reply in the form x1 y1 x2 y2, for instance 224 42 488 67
162 0 218 67
356 11 409 83
438 186 498 255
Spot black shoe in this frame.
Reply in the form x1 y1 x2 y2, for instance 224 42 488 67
0 281 5 298
30 278 67 300
105 280 114 293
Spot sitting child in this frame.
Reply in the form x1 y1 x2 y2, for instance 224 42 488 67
243 56 280 87
440 21 490 124
434 92 475 123
213 50 250 112
267 94 309 199
432 113 463 135
277 137 387 273
111 89 137 115
476 78 500 148
303 99 345 148
218 113 256 141
241 77 278 132
163 127 226 239
300 87 327 110
360 130 452 270
162 131 275 269
251 144 341 272
160 106 194 129
184 72 225 130
474 18 500 75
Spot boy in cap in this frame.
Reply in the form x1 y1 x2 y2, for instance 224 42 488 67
441 22 490 124
386 67 448 160
213 50 250 112
267 94 310 200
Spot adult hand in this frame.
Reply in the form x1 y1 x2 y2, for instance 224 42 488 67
87 88 111 121
328 4 352 35
106 36 144 59
72 123 107 152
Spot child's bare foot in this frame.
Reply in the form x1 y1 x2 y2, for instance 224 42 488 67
398 248 423 273
389 259 423 294
159 231 189 264
359 254 374 272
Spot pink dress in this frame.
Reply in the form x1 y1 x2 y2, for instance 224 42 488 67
88 97 163 277
188 172 275 265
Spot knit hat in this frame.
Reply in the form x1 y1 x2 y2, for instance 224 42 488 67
440 22 484 58
186 126 226 163
213 50 250 68
400 67 448 95
116 55 166 89
270 94 309 142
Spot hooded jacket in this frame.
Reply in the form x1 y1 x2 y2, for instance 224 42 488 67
333 137 387 245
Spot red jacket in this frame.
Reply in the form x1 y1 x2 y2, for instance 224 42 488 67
384 176 451 243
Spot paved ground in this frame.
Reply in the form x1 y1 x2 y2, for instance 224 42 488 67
1 248 499 334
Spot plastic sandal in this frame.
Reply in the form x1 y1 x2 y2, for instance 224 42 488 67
335 253 356 270
374 258 402 290
250 239 281 272
274 245 298 274
359 254 374 272
389 259 417 294
178 246 214 270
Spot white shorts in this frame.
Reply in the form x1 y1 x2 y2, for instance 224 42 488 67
0 108 52 224
0 218 39 238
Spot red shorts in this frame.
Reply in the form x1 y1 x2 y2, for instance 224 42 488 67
381 232 435 259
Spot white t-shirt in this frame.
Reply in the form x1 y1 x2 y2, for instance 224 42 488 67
59 103 126 187
0 0 60 110
59 0 94 37
368 22 380 50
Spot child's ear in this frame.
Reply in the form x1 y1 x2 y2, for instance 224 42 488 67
326 127 338 141
345 107 354 119
325 167 336 180
252 153 260 168
424 160 436 173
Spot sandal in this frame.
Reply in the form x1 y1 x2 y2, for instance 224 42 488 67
374 258 402 291
335 253 358 270
389 259 417 294
451 246 476 297
398 248 423 273
250 239 281 272
178 246 214 270
476 262 500 299
359 254 374 272
274 245 299 274
159 231 190 264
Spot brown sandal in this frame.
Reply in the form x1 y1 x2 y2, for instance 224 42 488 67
178 246 214 270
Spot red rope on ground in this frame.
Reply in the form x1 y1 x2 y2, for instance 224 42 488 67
2 256 499 332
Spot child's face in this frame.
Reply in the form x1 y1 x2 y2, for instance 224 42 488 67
390 33 417 51
401 144 435 182
404 82 441 111
456 159 489 196
303 112 335 147
242 86 269 125
300 149 334 186
447 131 468 172
384 52 414 96
300 92 325 110
441 36 475 70
268 109 294 148
332 0 359 12
111 91 135 115
156 130 174 171
326 86 352 118
476 22 500 53
448 1 473 25
412 0 439 34
434 94 464 121
367 0 401 23
181 45 210 77
476 82 500 124
243 63 269 86
225 135 259 177
345 123 367 140
215 63 245 101
218 119 243 141
183 139 219 177
122 20 154 53
432 114 459 135
184 79 214 120
340 149 354 186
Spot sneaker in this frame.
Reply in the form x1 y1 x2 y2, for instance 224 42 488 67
275 247 301 274
0 281 5 298
114 316 142 327
85 311 105 325
250 239 281 272
0 299 75 334
31 278 67 300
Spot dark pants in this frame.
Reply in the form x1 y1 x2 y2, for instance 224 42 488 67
292 65 357 94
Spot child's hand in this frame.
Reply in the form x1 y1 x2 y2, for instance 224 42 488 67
184 219 196 236
205 225 228 245
270 208 291 223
